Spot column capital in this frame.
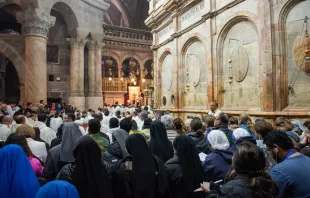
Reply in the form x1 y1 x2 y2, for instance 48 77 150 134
17 9 56 38
88 40 105 51
67 38 87 48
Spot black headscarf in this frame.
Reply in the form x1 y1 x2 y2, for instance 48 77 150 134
126 134 157 197
150 120 174 163
112 129 129 158
173 135 204 192
71 136 113 198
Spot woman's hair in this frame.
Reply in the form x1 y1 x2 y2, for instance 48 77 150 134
5 133 35 157
229 116 238 126
190 117 204 135
254 121 273 139
275 117 294 131
173 118 187 134
228 141 278 198
239 114 255 134
205 116 215 128
304 120 310 130
15 124 35 138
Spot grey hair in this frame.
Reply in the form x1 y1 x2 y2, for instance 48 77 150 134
139 111 148 120
161 115 173 130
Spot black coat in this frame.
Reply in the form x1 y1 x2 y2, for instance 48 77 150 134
216 125 233 146
209 176 256 198
102 141 123 163
165 156 205 198
187 133 212 154
56 161 112 183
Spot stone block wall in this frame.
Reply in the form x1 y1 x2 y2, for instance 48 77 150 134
146 0 310 120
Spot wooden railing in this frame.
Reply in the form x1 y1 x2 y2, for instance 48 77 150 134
103 78 128 91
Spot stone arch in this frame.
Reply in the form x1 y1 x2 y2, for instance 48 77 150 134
181 36 208 108
49 1 79 34
142 54 153 64
109 0 132 28
20 0 39 10
276 0 310 109
0 40 25 100
102 50 121 65
121 53 143 68
216 14 259 108
158 50 174 107
0 0 22 9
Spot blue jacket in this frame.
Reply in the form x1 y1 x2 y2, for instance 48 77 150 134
203 149 233 182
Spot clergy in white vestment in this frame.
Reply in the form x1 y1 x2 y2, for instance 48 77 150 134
34 114 56 146
0 116 13 141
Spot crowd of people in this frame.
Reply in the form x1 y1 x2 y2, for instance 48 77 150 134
1 100 310 198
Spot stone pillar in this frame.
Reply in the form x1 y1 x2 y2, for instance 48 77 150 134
87 35 104 109
117 66 122 78
17 9 55 106
67 38 86 110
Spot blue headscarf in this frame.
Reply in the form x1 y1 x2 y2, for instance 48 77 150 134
0 144 40 198
36 181 79 198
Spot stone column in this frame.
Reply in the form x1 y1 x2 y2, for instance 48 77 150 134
17 9 55 106
88 41 96 96
87 35 104 109
117 66 122 78
67 38 86 110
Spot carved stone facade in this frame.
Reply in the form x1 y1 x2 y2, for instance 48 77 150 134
146 0 310 120
0 0 153 109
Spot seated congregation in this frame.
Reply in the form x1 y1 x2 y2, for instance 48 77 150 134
1 103 310 198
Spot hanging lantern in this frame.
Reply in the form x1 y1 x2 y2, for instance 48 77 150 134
129 59 137 68
106 59 113 67
109 77 112 81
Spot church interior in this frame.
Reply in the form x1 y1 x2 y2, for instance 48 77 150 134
0 0 310 120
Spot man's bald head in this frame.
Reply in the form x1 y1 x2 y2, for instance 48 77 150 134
15 115 26 124
2 116 13 126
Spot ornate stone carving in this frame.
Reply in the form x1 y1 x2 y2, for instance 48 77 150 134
293 33 310 73
67 38 87 48
161 54 173 91
229 42 249 82
186 54 201 87
17 9 56 38
181 1 204 22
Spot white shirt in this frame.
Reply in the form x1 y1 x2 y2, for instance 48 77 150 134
7 105 13 116
106 127 119 143
26 138 47 163
208 109 222 117
50 117 63 133
0 124 12 141
34 121 57 146
137 120 144 131
10 123 22 133
102 116 111 126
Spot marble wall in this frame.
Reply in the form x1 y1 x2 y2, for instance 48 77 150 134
146 0 310 119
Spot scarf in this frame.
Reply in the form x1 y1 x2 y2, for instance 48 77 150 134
72 136 113 198
173 135 204 192
150 120 173 163
60 122 83 163
0 145 40 198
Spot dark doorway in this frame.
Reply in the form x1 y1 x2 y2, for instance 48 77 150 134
0 53 20 102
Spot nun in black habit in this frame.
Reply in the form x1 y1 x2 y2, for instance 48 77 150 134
112 133 169 198
102 129 129 164
57 136 113 198
165 135 205 198
149 120 174 163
